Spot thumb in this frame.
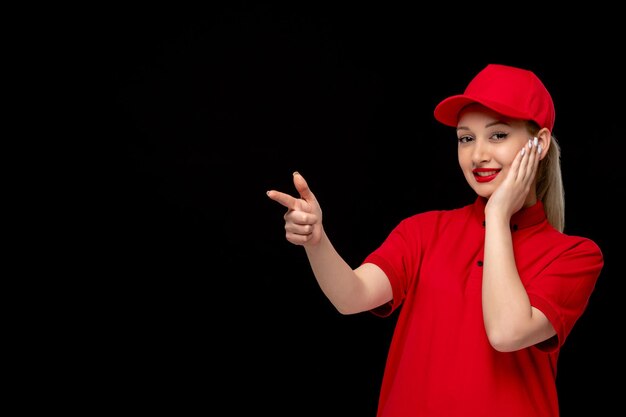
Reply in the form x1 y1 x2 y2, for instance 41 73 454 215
292 171 316 202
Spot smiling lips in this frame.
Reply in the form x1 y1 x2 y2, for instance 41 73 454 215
473 168 501 183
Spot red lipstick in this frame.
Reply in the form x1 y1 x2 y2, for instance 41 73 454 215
473 168 501 183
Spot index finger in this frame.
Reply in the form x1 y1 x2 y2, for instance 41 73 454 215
266 190 299 210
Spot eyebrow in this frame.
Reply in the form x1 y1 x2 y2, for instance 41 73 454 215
456 120 511 132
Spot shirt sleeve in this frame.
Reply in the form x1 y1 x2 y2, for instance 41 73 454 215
527 238 604 352
361 214 430 317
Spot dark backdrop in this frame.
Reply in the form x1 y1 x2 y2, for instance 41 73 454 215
105 4 622 415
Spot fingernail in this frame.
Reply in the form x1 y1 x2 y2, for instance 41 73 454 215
537 145 542 154
533 137 538 147
521 147 526 156
293 171 300 176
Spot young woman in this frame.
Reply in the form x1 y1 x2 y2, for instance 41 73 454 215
266 63 604 417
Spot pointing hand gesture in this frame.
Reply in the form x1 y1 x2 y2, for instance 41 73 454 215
267 172 323 247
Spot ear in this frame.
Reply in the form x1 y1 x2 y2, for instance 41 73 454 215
536 128 551 160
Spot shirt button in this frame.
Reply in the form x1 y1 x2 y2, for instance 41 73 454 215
482 221 486 227
512 224 518 231
477 260 483 267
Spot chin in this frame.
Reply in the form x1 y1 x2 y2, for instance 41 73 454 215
470 185 494 199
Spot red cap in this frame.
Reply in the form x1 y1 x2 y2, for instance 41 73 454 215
434 64 555 130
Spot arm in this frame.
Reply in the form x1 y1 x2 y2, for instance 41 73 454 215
267 172 392 314
482 138 556 352
482 216 555 352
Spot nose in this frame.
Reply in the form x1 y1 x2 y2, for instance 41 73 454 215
472 139 491 165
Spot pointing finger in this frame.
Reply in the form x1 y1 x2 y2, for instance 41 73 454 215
266 189 299 210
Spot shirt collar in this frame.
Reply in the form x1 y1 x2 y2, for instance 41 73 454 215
472 196 546 231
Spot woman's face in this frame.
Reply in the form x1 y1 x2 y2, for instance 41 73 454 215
456 104 533 199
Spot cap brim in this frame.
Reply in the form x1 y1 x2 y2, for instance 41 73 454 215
433 95 477 127
434 94 531 128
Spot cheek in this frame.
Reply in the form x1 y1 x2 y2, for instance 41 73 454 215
457 148 472 168
495 147 521 166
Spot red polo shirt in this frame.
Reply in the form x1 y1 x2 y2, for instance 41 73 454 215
363 197 603 417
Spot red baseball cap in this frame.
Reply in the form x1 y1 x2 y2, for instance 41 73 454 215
434 64 555 131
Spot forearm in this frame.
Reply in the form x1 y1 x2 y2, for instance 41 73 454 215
482 215 533 350
304 230 367 314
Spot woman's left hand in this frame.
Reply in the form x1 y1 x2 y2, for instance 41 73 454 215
486 137 541 219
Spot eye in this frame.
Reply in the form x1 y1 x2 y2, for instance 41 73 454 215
458 135 474 144
490 132 508 141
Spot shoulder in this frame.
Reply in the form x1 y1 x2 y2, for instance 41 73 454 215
399 203 474 227
392 204 476 240
548 228 603 256
402 203 473 223
538 228 604 272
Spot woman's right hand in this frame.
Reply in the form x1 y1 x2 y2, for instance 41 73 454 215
266 172 323 247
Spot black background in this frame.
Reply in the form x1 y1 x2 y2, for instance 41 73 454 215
104 4 622 415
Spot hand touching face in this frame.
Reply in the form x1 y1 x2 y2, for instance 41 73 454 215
456 104 545 216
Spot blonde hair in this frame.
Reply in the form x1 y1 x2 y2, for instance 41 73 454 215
535 134 565 232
